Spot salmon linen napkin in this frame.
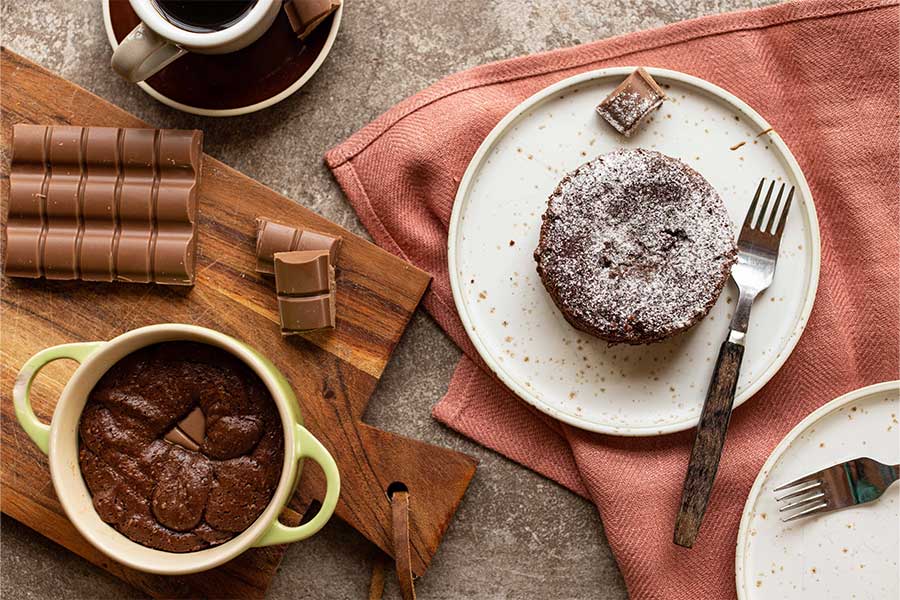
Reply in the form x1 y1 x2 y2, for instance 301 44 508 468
325 1 900 597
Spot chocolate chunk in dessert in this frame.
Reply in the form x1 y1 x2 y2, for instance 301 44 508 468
78 342 284 553
163 406 206 450
274 250 336 334
284 0 341 40
534 149 737 345
5 124 202 284
177 407 206 445
596 68 665 137
255 217 341 275
164 427 200 452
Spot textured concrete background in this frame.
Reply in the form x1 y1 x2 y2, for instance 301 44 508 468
1 1 777 598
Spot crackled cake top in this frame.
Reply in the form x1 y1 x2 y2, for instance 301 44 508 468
78 342 284 553
534 149 737 344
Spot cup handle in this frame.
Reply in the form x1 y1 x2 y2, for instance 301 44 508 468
110 22 187 83
13 342 104 455
254 424 341 546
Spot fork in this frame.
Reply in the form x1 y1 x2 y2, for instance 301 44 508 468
673 178 794 548
775 457 900 522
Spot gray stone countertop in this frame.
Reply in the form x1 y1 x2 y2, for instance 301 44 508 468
1 1 775 597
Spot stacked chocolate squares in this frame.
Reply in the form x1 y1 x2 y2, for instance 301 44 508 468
255 217 341 335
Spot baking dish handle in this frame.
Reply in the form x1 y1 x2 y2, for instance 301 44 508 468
254 424 341 546
13 342 104 454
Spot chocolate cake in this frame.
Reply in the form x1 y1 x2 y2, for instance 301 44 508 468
78 342 284 553
534 149 737 345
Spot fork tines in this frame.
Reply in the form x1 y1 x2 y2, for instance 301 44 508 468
774 473 828 522
744 178 795 236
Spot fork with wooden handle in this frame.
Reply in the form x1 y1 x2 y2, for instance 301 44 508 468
775 457 900 522
673 178 794 548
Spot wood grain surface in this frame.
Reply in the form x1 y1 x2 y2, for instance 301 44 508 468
0 48 477 597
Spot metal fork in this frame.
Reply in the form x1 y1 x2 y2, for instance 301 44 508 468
775 457 900 522
673 179 794 548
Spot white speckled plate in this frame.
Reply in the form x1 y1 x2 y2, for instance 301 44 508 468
448 67 820 435
736 381 900 600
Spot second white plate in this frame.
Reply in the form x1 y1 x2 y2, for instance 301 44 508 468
448 68 820 435
736 381 900 600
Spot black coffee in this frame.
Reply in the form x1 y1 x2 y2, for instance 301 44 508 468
153 0 257 32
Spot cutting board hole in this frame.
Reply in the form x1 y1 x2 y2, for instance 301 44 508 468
386 481 408 499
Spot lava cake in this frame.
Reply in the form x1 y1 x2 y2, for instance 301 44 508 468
78 342 284 553
534 149 737 345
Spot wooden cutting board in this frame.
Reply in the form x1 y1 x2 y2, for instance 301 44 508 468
0 48 477 598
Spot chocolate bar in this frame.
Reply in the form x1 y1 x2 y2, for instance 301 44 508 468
255 217 341 275
596 68 666 137
274 250 336 334
283 0 341 40
5 124 202 285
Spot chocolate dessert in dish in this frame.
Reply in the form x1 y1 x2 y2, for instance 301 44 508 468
534 149 737 345
78 342 284 553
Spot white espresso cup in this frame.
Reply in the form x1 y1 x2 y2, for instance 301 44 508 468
111 0 282 83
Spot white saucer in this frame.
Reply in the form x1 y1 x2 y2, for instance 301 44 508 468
102 0 342 117
448 67 821 436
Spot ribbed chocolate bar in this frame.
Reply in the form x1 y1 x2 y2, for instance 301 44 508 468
5 124 202 285
274 250 336 334
255 216 341 275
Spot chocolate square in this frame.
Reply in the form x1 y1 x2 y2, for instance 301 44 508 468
255 217 341 275
274 250 336 334
596 68 666 137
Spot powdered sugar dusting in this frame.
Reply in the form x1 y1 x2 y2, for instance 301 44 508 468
535 149 737 344
596 68 666 136
598 90 662 135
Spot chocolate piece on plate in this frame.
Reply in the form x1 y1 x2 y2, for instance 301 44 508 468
284 0 341 40
274 249 336 334
596 67 666 137
5 124 202 285
255 216 341 274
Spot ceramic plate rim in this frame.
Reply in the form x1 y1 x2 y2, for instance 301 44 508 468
447 67 821 436
734 380 900 599
102 0 343 117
